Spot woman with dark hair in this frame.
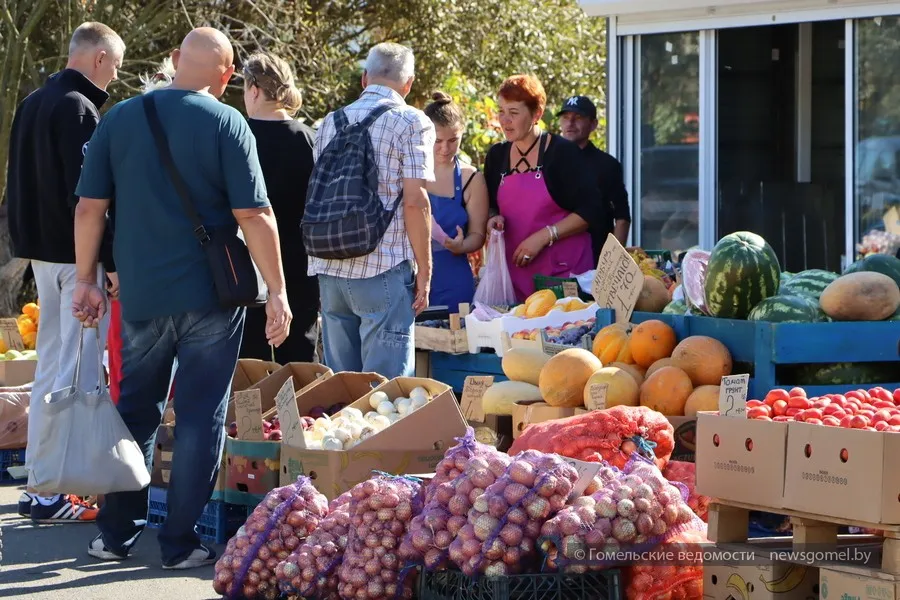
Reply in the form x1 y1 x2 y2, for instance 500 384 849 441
240 51 319 363
483 75 605 301
422 92 488 308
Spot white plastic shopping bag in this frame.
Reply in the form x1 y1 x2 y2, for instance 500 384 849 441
472 229 517 307
29 327 150 495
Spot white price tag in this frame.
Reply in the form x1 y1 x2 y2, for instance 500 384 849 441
591 234 643 324
586 383 609 411
561 456 604 499
719 374 750 417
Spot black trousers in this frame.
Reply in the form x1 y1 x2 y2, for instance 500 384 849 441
239 277 320 364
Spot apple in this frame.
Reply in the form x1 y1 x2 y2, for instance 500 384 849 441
227 422 238 438
267 430 283 441
308 406 327 419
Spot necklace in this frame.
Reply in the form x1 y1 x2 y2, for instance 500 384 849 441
512 132 542 172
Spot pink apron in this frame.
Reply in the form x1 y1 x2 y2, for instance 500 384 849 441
497 136 594 302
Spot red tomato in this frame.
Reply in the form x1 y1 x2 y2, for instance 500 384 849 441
872 388 893 404
813 398 831 409
746 399 764 409
823 404 846 417
805 418 824 426
846 391 865 403
773 416 791 422
889 415 900 427
874 409 894 423
845 401 861 414
850 415 869 429
754 416 773 421
875 421 892 431
858 409 876 420
788 396 812 409
773 399 788 416
747 406 771 420
765 389 790 406
822 416 841 427
892 425 900 433
804 408 824 421
864 426 878 431
831 394 848 407
789 387 807 397
894 389 900 404
786 407 802 417
873 400 896 409
839 415 854 428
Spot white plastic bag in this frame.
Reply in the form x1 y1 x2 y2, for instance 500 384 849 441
472 229 517 307
29 327 150 495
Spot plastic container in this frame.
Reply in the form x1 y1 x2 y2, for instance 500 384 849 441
0 448 25 484
146 486 248 544
419 568 623 600
533 274 594 302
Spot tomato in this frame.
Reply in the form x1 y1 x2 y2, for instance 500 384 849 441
845 401 861 414
805 418 823 426
864 426 878 431
872 388 893 404
830 394 848 408
839 415 854 428
788 396 812 409
873 400 896 409
753 415 773 421
891 425 900 433
846 391 865 403
894 389 900 404
803 408 824 421
773 399 788 416
875 421 892 431
786 407 802 417
746 399 764 409
889 415 900 427
858 410 876 420
773 416 791 422
874 409 894 423
823 404 845 417
789 387 807 398
859 389 873 403
822 416 841 427
850 415 869 429
765 389 790 406
813 398 831 409
747 406 771 420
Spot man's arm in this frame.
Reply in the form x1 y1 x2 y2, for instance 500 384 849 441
400 112 436 313
608 159 632 246
74 198 109 282
233 207 286 295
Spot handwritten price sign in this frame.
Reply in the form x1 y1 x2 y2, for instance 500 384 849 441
719 374 750 417
591 234 643 324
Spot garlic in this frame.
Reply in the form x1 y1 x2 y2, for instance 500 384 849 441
369 391 390 410
376 400 396 416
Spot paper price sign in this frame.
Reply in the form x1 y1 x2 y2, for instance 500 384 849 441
460 376 494 422
586 383 609 411
0 318 24 352
560 456 604 499
591 234 643 324
719 374 750 417
562 281 580 298
233 390 265 440
275 377 306 449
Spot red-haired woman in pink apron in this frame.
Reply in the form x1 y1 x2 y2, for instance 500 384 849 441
483 75 607 302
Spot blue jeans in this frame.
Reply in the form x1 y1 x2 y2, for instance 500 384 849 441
319 260 415 378
96 306 244 565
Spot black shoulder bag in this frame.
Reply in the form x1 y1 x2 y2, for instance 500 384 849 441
142 94 266 308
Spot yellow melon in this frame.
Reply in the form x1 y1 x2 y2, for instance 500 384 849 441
684 385 721 417
539 348 603 408
640 366 694 416
646 357 674 379
671 336 733 386
501 347 551 386
610 362 646 387
583 367 640 408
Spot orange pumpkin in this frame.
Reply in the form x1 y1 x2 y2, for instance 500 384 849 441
671 336 733 386
640 366 694 416
592 324 634 365
630 320 677 368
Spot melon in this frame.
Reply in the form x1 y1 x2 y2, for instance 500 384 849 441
704 231 781 319
635 276 670 313
482 381 542 416
819 272 900 321
684 385 720 417
747 294 825 323
780 269 839 301
646 357 675 378
501 347 551 386
671 336 733 386
630 319 677 368
582 367 640 409
611 362 646 387
640 366 694 416
844 254 900 288
592 324 633 364
538 348 603 407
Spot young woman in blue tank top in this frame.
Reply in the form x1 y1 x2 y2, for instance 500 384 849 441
423 92 489 308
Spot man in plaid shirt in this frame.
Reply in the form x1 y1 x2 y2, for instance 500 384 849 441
310 43 435 378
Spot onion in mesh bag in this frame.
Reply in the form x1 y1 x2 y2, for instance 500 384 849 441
540 455 697 574
337 472 424 600
424 427 498 504
626 528 707 600
448 450 579 577
213 476 328 599
400 444 511 570
663 461 709 522
276 494 352 599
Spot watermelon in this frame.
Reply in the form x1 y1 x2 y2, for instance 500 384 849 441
747 294 825 323
779 272 792 285
662 300 688 315
844 254 900 288
779 269 839 300
704 232 781 320
784 362 899 386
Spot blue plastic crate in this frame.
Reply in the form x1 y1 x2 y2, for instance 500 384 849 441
146 486 247 544
430 351 507 397
0 448 25 485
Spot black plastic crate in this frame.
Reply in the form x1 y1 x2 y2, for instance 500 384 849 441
0 448 25 485
419 568 623 600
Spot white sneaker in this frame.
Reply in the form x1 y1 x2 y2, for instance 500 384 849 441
88 534 128 561
162 545 217 570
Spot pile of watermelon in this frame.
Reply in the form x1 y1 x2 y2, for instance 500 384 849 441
663 231 900 325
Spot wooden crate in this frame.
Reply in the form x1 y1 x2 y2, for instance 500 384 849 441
708 499 900 580
415 307 469 354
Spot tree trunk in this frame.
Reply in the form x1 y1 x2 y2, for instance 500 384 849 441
0 206 27 317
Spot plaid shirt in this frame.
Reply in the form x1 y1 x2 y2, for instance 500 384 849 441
308 85 435 279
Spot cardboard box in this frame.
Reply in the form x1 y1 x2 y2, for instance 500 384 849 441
784 421 900 524
469 415 513 452
0 359 36 387
232 359 281 392
695 412 788 508
669 416 698 463
415 351 431 378
226 362 331 424
704 562 819 600
151 424 229 500
820 569 900 600
512 400 578 439
279 376 467 500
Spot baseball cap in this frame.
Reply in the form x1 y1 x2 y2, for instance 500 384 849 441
557 96 597 120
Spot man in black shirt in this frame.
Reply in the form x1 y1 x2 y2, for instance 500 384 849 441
558 96 631 260
6 22 123 524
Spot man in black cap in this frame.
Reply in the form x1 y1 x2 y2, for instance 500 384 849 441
558 96 631 259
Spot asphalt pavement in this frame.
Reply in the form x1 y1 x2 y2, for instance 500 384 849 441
0 484 222 599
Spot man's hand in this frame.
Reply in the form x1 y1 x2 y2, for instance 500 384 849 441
265 290 292 348
413 270 431 315
106 272 119 299
72 281 106 327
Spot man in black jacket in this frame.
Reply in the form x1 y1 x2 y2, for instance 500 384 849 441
6 21 124 524
558 96 632 260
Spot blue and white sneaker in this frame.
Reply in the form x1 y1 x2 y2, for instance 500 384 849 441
17 492 34 517
30 494 98 524
88 534 129 561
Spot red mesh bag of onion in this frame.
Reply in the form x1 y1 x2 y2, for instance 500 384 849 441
213 476 329 600
663 461 709 522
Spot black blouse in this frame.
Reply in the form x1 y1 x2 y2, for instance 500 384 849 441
483 134 609 229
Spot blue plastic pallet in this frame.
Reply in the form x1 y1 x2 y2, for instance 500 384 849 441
146 486 247 544
0 448 25 485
